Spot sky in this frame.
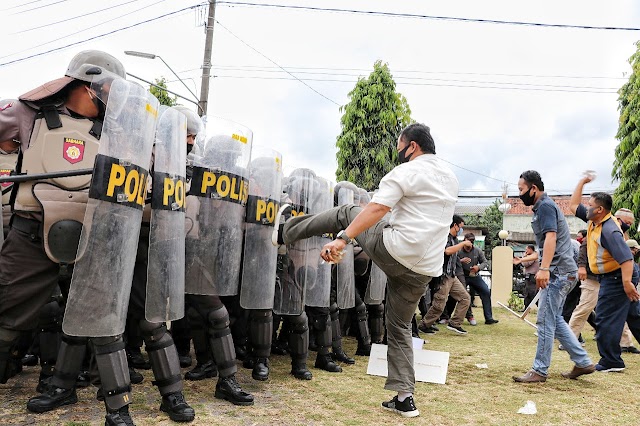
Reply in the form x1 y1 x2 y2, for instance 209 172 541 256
1 0 639 203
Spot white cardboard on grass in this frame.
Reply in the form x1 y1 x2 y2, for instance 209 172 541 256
366 343 450 385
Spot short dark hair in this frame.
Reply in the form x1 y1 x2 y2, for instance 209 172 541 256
451 214 464 228
526 244 536 251
464 232 475 241
519 170 545 191
578 229 587 237
400 123 436 155
590 192 612 212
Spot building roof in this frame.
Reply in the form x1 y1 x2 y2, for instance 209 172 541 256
454 205 491 216
504 195 590 215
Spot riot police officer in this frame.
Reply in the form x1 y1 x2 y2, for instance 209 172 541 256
0 51 194 425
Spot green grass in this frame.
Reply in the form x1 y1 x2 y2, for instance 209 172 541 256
2 307 640 425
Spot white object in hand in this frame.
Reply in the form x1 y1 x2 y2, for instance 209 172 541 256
517 401 537 415
583 170 597 181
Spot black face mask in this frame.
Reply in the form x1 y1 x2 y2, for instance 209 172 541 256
519 187 536 206
398 144 414 164
186 143 194 155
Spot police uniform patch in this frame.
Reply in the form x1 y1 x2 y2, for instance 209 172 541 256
63 137 85 164
0 102 13 112
0 169 12 188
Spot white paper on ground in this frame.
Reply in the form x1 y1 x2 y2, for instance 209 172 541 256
475 363 488 369
412 337 424 350
366 343 449 384
517 401 537 415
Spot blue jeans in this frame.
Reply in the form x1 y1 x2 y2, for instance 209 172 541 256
532 272 592 376
595 273 640 368
464 275 494 321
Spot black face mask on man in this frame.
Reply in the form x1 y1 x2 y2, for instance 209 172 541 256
519 187 536 206
398 143 414 164
186 143 194 155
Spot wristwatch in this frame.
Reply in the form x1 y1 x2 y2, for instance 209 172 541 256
336 230 354 245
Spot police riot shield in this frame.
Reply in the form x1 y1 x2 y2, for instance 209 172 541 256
145 107 187 323
304 176 332 308
63 79 158 337
273 169 319 315
240 147 282 309
184 116 252 295
365 262 387 305
335 181 358 309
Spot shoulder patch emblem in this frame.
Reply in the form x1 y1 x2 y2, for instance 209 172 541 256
63 137 85 164
0 102 13 112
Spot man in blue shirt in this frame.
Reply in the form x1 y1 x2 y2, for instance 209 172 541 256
513 170 594 382
570 175 640 372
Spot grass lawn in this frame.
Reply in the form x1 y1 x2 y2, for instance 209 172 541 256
2 307 639 425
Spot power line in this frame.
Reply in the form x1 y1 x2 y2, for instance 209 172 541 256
0 4 196 67
0 0 172 61
14 0 144 34
214 19 340 106
12 0 70 15
1 0 50 12
216 2 640 32
207 64 628 81
207 74 617 94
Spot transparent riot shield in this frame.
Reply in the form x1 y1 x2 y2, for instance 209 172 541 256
184 116 252 295
365 262 386 305
145 107 186 323
273 169 318 315
240 147 282 309
336 182 357 309
304 176 332 308
63 79 158 337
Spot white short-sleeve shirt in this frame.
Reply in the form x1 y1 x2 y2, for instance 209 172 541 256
370 154 458 276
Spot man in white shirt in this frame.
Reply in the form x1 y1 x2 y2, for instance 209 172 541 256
273 123 458 418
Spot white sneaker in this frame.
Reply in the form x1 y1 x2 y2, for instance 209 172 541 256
468 317 477 326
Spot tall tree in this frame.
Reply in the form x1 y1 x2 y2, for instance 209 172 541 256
613 41 640 233
149 77 178 107
335 61 412 190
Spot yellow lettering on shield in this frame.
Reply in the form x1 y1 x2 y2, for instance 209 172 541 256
107 164 126 197
163 178 175 206
201 172 216 195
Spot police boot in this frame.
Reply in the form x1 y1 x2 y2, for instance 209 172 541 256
27 385 78 413
36 365 55 393
356 342 372 356
126 347 151 370
185 360 217 381
105 405 136 426
22 353 38 366
242 353 255 370
291 359 312 380
252 357 269 381
160 391 195 422
315 352 342 373
129 367 143 385
214 374 254 406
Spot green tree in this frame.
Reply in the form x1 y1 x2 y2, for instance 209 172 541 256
463 200 504 262
613 41 640 236
149 77 178 107
335 61 412 190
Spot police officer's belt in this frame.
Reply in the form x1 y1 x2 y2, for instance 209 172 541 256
10 215 42 238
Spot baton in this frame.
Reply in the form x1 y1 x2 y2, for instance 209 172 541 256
497 291 541 329
0 168 93 184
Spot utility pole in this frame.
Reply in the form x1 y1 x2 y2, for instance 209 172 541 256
198 0 216 116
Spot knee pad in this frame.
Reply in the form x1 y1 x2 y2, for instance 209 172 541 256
207 306 236 377
329 303 340 321
288 313 309 359
91 336 131 411
208 305 231 334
